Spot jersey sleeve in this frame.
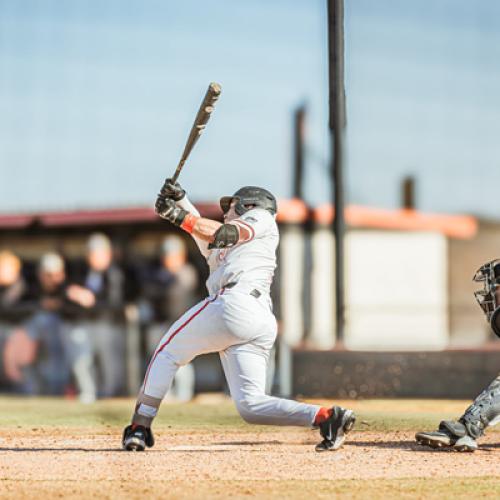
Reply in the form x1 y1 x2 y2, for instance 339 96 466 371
232 208 275 242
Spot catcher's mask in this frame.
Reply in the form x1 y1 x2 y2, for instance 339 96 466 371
219 186 277 216
473 259 500 338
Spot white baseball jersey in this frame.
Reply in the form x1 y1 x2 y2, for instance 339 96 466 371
206 208 278 295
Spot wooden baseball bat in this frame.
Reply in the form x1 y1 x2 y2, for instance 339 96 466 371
171 82 222 183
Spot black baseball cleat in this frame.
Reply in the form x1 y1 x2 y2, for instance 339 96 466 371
415 420 478 452
315 406 356 452
122 424 155 451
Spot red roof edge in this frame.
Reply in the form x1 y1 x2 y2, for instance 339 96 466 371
0 202 478 239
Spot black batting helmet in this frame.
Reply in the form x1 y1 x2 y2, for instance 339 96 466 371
220 186 277 216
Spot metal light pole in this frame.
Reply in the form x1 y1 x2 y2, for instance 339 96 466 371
293 104 306 199
327 0 346 343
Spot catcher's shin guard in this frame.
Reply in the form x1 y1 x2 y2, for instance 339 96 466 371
315 406 356 452
122 424 155 451
459 374 500 440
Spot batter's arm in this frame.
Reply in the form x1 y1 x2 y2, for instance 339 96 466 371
175 195 211 255
194 220 254 251
155 197 250 251
191 218 222 242
185 212 251 243
159 178 201 217
157 178 209 255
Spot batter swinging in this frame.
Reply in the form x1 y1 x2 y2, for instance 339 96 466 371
122 180 355 452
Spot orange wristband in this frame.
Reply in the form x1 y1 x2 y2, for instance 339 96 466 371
180 214 198 234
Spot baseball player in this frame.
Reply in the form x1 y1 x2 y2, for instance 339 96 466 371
416 259 500 451
122 180 356 452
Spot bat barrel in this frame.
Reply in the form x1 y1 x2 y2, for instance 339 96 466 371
166 82 222 185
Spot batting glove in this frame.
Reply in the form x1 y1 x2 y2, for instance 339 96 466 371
160 178 186 201
155 195 188 226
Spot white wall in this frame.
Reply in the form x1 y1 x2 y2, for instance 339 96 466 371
309 226 336 348
345 231 449 350
308 228 449 350
279 225 305 347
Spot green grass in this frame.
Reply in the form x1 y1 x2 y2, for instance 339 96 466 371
0 396 498 434
0 396 243 430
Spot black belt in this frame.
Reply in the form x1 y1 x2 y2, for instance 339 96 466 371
223 282 261 299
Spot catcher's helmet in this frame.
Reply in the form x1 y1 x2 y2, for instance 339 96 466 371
473 259 500 338
220 186 277 216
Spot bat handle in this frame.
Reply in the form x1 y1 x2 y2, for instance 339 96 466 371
171 161 185 184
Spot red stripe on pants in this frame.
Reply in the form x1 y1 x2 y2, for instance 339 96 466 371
142 296 216 389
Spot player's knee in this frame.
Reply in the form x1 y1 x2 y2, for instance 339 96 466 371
235 395 267 424
156 348 182 366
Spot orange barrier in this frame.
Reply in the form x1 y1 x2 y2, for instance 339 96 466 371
314 204 477 239
276 198 309 224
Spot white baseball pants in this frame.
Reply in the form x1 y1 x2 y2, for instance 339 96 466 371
135 285 320 427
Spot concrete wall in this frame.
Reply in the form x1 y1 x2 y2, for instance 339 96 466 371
293 349 500 399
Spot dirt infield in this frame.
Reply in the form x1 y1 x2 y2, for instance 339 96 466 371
0 397 498 499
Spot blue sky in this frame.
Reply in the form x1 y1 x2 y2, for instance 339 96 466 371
1 0 500 217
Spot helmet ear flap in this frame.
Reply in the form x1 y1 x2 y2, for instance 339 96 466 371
234 198 248 216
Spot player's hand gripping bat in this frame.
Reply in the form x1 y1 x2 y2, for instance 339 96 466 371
170 82 222 184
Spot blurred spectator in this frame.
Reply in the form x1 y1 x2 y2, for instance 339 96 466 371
0 235 203 399
137 235 199 401
68 233 125 401
3 253 90 394
0 250 31 387
0 250 28 323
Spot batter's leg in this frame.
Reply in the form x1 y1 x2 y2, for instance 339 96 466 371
220 342 356 451
220 342 320 426
123 294 233 450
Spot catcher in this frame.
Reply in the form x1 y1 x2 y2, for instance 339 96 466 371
416 259 500 451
